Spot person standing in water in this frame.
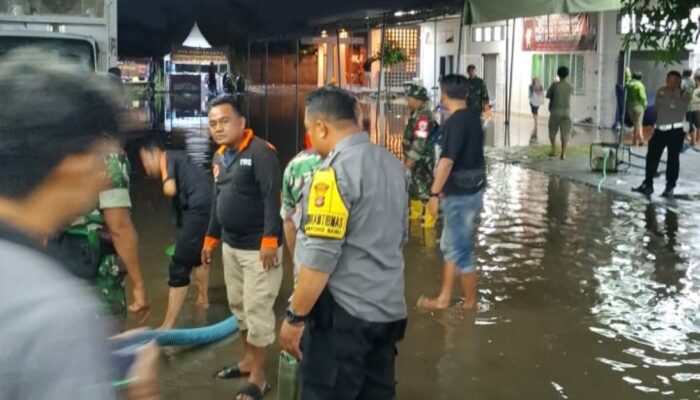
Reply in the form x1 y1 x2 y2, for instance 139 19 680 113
140 141 213 330
418 74 486 311
632 70 691 198
203 95 283 400
529 77 544 135
546 66 573 160
404 84 439 229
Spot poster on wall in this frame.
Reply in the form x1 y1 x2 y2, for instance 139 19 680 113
522 13 597 52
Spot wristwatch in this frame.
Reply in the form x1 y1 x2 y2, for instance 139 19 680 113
285 307 307 325
429 192 442 198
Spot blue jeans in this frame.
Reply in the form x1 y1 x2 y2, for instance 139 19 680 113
440 191 484 274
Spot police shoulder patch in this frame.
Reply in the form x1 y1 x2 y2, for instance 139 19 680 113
304 167 349 240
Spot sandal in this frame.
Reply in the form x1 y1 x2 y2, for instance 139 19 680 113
213 364 250 380
235 382 271 400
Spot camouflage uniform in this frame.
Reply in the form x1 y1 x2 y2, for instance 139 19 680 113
466 76 490 112
281 149 323 223
403 107 437 202
70 152 132 318
281 148 322 281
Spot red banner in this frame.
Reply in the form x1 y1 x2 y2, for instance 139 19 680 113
522 14 597 52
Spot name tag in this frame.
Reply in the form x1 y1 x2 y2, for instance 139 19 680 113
240 158 252 166
304 168 349 240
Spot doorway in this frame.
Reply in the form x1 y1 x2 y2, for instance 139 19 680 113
482 53 498 106
439 55 455 79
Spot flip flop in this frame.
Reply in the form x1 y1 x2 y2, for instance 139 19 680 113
213 364 250 380
235 381 272 400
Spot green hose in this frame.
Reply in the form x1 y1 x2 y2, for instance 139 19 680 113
165 244 176 258
597 150 610 193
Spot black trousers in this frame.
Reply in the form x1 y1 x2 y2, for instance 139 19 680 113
644 127 685 189
169 210 209 287
300 290 407 400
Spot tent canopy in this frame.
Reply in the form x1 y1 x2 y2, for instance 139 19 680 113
182 23 213 49
465 0 622 24
169 23 228 65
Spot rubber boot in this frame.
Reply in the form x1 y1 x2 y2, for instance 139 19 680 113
423 206 437 229
409 200 423 220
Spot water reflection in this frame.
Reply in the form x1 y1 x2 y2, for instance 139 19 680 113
404 164 699 399
126 91 699 399
589 201 700 396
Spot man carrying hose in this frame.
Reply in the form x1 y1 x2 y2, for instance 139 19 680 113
140 141 212 330
202 95 283 400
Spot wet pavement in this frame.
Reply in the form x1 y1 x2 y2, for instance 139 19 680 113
123 92 700 399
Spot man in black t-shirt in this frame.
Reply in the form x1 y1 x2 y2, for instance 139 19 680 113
418 74 486 311
140 142 213 329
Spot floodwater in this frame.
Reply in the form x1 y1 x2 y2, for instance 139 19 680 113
123 92 699 399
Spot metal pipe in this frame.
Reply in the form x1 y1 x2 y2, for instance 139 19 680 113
457 0 465 73
265 40 269 140
295 36 300 152
375 14 387 139
507 18 516 147
246 38 251 121
503 19 510 146
434 18 438 99
337 28 342 89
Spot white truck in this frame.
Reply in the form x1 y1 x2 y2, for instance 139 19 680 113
0 0 117 72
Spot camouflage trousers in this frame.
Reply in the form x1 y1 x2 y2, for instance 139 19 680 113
409 164 434 202
94 253 127 319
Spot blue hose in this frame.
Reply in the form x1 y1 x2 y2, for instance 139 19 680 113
128 317 239 346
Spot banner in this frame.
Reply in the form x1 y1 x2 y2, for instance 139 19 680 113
522 13 598 52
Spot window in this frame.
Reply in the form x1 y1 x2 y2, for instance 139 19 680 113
472 25 505 43
0 36 95 71
616 13 652 34
493 26 503 41
531 53 585 94
473 27 483 42
484 27 492 42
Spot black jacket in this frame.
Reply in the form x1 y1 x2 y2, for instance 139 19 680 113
205 130 283 250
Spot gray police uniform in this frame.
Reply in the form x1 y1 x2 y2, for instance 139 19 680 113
295 131 408 398
643 87 689 191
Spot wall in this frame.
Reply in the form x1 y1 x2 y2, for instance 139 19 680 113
597 11 624 128
419 18 461 93
248 54 317 85
418 12 629 128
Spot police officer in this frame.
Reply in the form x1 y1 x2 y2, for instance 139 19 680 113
633 70 691 198
404 84 438 228
279 86 408 399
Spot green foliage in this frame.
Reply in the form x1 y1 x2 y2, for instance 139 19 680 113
154 63 165 92
621 0 700 65
375 41 408 68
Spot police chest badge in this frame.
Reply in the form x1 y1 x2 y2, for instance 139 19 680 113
314 182 329 207
305 168 349 239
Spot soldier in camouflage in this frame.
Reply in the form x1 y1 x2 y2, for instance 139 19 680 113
466 65 490 113
404 85 438 228
67 150 150 329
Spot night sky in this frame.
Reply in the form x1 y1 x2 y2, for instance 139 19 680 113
118 0 434 57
